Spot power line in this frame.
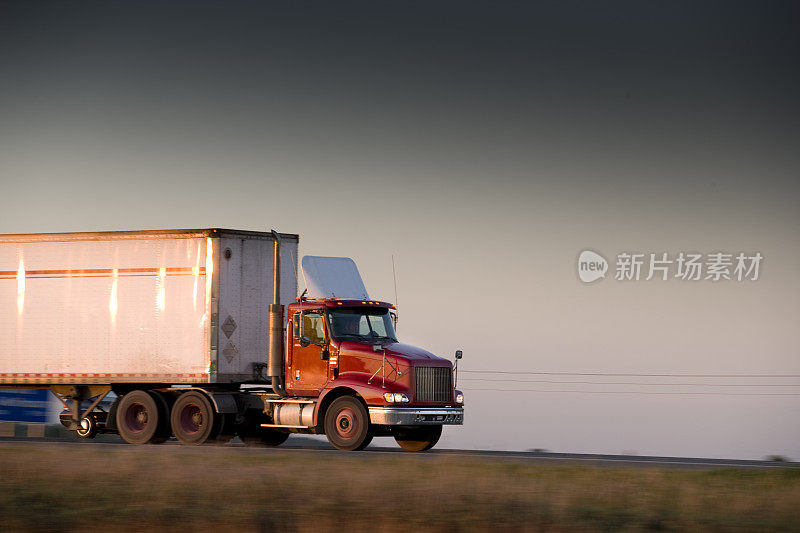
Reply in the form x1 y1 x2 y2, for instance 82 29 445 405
458 378 800 387
459 370 800 378
461 388 800 396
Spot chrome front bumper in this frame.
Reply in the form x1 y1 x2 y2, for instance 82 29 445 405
368 407 464 426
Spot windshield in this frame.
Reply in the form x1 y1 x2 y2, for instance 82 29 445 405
327 307 397 343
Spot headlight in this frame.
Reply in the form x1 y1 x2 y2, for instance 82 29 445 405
455 393 464 404
383 392 410 403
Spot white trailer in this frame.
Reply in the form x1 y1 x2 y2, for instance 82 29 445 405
0 229 298 385
0 229 299 443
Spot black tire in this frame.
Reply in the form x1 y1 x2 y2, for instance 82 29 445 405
393 425 442 452
360 432 374 449
239 426 290 447
149 391 173 444
324 396 372 451
116 390 163 445
75 415 98 439
213 414 237 445
170 391 219 445
105 397 120 432
236 412 289 447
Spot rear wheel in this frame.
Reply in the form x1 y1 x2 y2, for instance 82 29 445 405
170 391 222 445
324 396 372 451
393 425 442 452
213 414 237 445
149 391 173 444
116 390 163 445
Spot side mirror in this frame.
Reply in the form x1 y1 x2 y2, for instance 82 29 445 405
292 314 301 339
299 337 310 348
390 311 398 329
455 350 463 360
298 312 306 340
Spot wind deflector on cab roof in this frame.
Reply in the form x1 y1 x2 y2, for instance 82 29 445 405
301 256 369 300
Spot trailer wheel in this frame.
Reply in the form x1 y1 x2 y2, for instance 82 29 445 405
171 391 217 445
75 415 98 439
148 391 173 444
393 425 442 452
324 396 372 451
116 390 163 445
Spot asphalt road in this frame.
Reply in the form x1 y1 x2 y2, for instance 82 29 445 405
1 435 797 469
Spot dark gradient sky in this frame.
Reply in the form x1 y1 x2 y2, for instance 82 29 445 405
1 1 799 458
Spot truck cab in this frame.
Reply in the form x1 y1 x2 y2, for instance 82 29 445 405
282 298 464 450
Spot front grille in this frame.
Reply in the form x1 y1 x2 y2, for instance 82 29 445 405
415 366 452 402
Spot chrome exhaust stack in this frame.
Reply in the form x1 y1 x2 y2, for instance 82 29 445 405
268 230 287 397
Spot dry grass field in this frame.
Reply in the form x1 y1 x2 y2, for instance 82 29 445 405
0 443 799 532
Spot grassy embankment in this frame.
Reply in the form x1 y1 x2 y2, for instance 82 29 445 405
0 443 799 532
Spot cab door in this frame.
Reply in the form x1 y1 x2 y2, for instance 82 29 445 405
286 309 330 396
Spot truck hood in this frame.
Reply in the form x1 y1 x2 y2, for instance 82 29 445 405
337 341 450 365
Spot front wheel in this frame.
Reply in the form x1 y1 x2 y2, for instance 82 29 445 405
324 396 372 451
393 425 442 452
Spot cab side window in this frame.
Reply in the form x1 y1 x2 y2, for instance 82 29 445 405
303 312 325 344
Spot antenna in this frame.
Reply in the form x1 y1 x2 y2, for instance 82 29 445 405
391 254 400 330
392 254 399 308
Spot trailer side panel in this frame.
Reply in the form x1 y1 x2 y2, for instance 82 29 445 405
216 233 298 382
0 235 212 384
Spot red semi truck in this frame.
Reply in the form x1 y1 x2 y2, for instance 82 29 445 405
0 229 464 451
